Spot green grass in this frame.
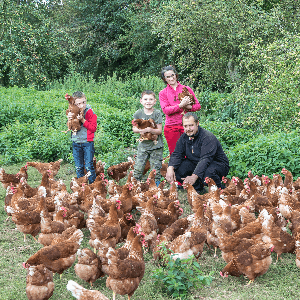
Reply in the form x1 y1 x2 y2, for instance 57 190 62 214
1 163 300 299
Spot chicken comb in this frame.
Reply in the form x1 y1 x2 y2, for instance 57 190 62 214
141 239 148 248
126 214 133 220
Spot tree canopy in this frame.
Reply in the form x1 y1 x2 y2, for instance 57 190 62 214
0 0 299 91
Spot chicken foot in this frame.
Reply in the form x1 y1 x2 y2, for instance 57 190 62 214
247 279 254 285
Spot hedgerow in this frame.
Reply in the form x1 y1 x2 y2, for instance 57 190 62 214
227 130 300 179
1 69 300 180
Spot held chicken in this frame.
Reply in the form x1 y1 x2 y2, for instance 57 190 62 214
132 118 158 144
177 87 196 114
63 94 84 134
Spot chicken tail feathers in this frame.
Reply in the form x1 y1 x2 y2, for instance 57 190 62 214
67 280 84 298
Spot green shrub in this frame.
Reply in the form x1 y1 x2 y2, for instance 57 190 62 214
0 87 65 128
152 243 213 299
201 121 253 149
227 129 300 179
0 120 71 164
231 32 300 133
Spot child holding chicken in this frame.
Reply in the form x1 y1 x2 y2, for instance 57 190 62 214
132 90 163 186
67 91 97 183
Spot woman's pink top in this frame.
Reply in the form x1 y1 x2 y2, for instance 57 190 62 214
159 82 201 126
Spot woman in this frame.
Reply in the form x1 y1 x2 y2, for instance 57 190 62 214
159 65 201 154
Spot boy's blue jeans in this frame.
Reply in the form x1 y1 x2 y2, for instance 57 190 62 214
72 141 96 184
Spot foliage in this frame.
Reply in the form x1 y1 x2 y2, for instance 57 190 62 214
151 0 288 91
231 32 300 133
0 1 71 88
201 121 253 149
227 129 300 179
152 243 213 298
0 120 71 163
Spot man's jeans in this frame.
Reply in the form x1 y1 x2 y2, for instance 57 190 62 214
72 141 96 183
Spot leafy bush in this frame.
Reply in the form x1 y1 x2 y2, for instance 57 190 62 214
231 32 300 133
0 87 65 129
201 121 253 149
227 129 300 179
152 243 213 299
0 2 71 88
0 120 71 164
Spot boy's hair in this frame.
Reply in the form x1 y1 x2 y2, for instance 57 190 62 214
141 90 156 99
160 65 179 83
72 91 86 100
183 112 199 123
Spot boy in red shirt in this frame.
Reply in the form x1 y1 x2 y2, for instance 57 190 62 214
67 91 97 183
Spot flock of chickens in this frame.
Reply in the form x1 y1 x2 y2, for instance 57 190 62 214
2 159 300 299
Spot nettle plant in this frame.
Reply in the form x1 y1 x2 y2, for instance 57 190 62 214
152 243 213 299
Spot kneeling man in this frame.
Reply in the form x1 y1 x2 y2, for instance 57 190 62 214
166 112 230 192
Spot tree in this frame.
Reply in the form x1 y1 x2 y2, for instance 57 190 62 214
0 1 71 88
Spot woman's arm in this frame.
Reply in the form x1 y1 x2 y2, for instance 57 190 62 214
159 90 183 116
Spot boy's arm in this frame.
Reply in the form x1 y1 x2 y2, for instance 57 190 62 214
142 123 162 135
132 126 141 134
82 110 97 133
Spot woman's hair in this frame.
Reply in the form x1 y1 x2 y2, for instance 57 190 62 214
160 65 178 83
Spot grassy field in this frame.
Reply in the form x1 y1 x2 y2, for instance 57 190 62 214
1 163 300 300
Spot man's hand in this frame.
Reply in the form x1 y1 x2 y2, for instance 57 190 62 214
182 174 198 186
166 166 176 184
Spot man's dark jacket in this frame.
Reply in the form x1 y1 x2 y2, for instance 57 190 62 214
168 126 230 181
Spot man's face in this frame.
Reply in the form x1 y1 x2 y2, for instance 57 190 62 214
183 116 199 136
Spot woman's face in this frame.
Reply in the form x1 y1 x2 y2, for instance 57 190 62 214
164 70 177 86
